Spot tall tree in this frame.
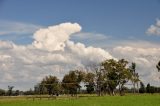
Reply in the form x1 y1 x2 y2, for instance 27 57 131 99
139 82 145 93
101 59 117 96
129 62 140 93
117 59 131 96
101 59 131 96
96 66 105 96
7 86 14 96
135 73 140 93
146 83 151 93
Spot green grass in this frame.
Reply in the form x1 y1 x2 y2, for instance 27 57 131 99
0 94 160 106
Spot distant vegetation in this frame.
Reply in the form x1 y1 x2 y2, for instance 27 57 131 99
0 59 160 96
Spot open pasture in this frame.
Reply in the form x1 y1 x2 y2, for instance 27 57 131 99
0 94 159 106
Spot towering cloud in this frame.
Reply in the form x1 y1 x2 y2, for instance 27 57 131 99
31 22 113 66
0 22 113 90
33 23 81 51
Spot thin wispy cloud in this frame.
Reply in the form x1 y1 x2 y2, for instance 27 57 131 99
0 20 43 36
72 32 110 41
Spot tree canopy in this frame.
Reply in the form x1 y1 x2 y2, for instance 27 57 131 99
101 59 132 95
40 75 60 95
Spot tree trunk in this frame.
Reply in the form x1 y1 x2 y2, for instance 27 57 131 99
119 84 125 96
112 90 115 96
137 82 139 93
110 88 115 96
118 83 120 93
133 82 136 93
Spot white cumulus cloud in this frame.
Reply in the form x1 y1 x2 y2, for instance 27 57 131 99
112 42 160 85
0 22 114 90
33 22 81 51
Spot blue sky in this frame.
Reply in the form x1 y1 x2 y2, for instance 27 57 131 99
0 0 160 90
0 0 160 44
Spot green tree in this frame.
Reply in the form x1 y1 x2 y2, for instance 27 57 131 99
34 83 46 94
101 59 131 96
41 75 59 95
24 88 34 95
117 59 131 96
139 82 145 93
76 70 86 92
101 59 118 96
62 70 85 96
150 86 155 94
85 72 95 94
146 83 151 93
129 62 140 93
0 89 5 96
14 90 20 96
7 86 14 96
95 66 105 96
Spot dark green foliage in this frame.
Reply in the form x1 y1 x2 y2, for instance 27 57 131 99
139 82 145 93
85 83 95 94
146 83 151 93
146 83 160 94
7 86 14 96
23 88 34 95
40 75 59 95
62 70 85 96
14 90 20 96
34 84 47 94
0 89 5 96
85 72 95 94
150 86 155 94
101 59 131 96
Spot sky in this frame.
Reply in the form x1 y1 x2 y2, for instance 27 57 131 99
0 0 160 90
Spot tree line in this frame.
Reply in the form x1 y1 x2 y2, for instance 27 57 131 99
0 86 21 96
138 82 160 94
33 59 160 96
0 59 159 96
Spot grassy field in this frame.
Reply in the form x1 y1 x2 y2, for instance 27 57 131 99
0 94 160 106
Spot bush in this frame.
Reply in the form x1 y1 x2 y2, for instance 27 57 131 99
0 89 5 96
150 86 155 94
